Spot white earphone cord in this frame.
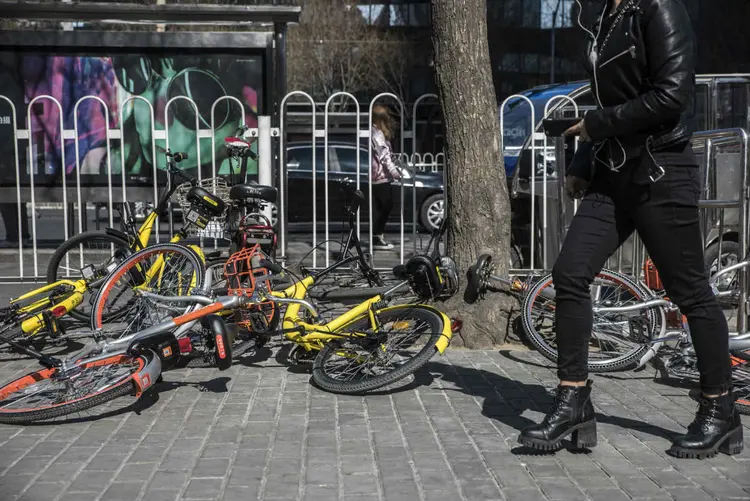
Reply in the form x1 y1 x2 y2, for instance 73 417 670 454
574 0 628 171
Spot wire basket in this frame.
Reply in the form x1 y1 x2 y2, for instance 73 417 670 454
174 177 231 239
223 244 277 332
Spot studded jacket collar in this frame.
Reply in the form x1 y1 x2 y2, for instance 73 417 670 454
581 0 696 170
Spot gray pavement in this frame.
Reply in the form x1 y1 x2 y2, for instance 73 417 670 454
0 344 747 501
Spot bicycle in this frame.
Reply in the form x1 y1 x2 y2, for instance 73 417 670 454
42 150 228 324
0 263 264 424
46 129 271 320
466 254 750 414
91 186 459 368
0 152 230 355
0 236 458 423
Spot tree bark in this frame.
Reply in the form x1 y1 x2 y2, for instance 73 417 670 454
430 0 517 348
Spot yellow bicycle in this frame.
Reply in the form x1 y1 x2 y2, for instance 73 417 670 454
0 151 228 354
89 235 457 394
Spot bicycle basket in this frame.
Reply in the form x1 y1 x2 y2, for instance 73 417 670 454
223 244 277 331
175 177 231 239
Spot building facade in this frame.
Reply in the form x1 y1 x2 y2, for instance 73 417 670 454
356 0 750 104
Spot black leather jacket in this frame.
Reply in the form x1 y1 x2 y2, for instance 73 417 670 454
581 0 696 169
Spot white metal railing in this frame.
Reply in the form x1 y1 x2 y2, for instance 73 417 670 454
2 87 745 300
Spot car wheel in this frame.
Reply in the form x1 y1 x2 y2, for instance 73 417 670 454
420 194 444 232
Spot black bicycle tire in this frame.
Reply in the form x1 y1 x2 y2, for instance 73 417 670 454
0 355 142 424
311 305 444 394
521 269 664 373
90 243 206 331
46 231 131 322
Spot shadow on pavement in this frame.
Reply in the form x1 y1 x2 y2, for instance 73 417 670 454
25 376 232 426
421 360 677 455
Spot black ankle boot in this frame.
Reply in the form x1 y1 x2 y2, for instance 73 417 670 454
668 392 744 459
517 380 597 451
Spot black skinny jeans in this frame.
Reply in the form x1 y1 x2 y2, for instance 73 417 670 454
552 157 732 395
371 183 393 236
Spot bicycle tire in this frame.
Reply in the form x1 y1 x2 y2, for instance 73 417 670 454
0 353 144 424
731 352 750 415
735 399 750 415
90 243 206 333
311 304 446 394
46 230 131 322
522 268 666 373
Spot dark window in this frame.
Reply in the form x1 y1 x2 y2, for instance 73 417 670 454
287 146 325 172
335 146 369 174
716 82 749 130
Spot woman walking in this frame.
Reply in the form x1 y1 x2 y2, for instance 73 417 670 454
518 0 743 459
370 105 401 250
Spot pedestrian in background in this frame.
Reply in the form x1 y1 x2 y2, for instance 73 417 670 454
370 104 401 250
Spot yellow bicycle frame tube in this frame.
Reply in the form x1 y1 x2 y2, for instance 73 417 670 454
15 279 87 335
271 276 453 354
136 212 159 249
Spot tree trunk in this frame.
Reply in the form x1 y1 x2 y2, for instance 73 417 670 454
430 0 518 348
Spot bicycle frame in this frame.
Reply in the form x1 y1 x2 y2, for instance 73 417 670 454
593 289 750 351
271 275 453 354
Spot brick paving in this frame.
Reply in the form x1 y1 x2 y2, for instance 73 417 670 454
0 343 747 501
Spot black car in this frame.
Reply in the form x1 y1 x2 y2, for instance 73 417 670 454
285 141 445 231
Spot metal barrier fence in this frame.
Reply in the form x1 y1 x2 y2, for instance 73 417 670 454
0 91 444 281
276 91 444 271
1 86 748 320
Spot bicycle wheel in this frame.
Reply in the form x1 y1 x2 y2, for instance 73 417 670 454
46 231 131 322
0 352 146 424
311 304 447 394
522 269 666 372
90 243 206 339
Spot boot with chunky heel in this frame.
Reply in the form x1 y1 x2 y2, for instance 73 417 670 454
668 392 744 459
518 380 597 451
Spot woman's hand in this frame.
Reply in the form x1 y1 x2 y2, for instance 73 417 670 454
564 119 591 142
565 175 590 200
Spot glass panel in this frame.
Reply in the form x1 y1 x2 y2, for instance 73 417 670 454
335 146 367 174
287 146 325 172
716 82 749 130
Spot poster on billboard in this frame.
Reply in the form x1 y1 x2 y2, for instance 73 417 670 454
0 49 265 187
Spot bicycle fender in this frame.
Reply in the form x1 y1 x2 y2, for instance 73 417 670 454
432 308 454 354
132 349 162 398
201 314 232 371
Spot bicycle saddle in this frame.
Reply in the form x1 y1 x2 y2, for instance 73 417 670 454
186 186 226 217
224 136 255 158
230 183 277 204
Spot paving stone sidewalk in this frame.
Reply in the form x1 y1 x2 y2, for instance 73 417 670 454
0 345 747 501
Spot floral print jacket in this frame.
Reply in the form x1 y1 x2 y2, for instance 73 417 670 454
370 126 402 184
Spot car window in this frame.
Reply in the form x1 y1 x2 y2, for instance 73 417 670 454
287 146 325 172
335 146 369 174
